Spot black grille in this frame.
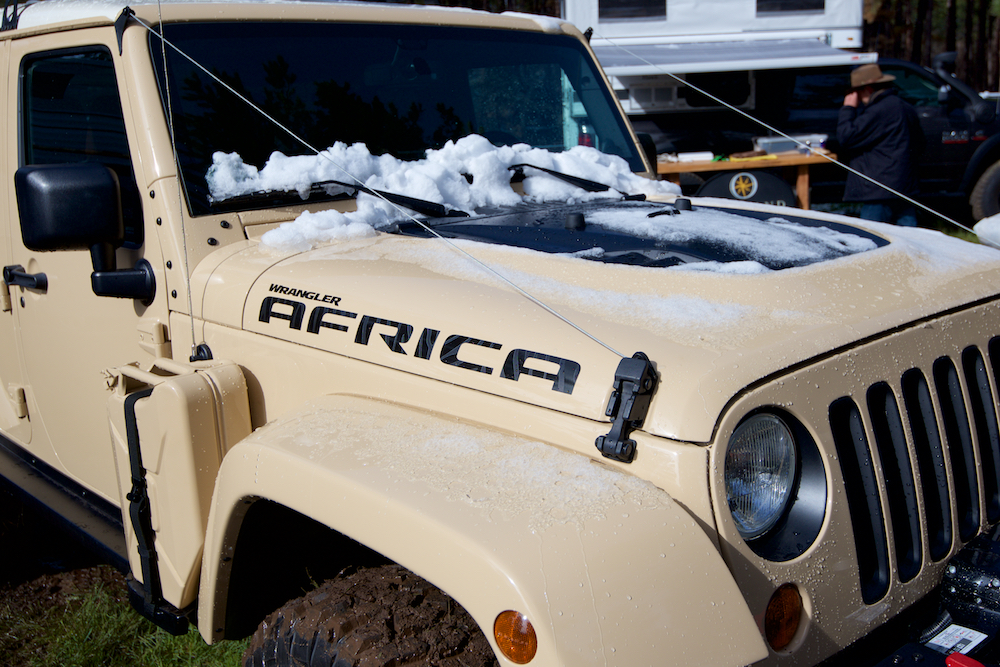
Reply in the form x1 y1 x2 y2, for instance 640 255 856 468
830 339 1000 605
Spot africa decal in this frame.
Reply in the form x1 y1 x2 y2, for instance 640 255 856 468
258 286 581 394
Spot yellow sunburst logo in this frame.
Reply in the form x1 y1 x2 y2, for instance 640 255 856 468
730 172 758 199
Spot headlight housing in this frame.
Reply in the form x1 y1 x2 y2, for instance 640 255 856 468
725 414 798 540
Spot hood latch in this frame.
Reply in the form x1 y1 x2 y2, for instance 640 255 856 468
595 352 658 463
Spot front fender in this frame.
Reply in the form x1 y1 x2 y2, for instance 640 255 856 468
199 395 766 666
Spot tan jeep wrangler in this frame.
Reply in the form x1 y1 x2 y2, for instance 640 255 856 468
3 1 1000 666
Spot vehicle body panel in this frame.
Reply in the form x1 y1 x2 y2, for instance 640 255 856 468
1 3 1000 666
199 393 768 666
194 211 1000 443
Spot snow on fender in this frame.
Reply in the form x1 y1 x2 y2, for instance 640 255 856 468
199 394 767 666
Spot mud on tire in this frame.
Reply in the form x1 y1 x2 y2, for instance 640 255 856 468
243 564 500 667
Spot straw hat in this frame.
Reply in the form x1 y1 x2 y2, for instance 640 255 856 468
850 64 896 89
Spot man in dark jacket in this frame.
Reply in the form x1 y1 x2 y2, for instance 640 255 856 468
837 63 922 226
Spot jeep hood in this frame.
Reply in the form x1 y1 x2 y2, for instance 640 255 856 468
197 201 1000 443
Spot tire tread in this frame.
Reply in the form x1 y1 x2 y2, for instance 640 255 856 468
243 565 499 667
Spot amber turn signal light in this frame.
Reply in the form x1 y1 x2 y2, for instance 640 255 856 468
764 583 802 651
494 610 537 664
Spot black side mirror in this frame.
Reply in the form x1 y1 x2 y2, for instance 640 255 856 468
938 84 952 105
929 52 996 124
932 51 957 74
15 163 155 304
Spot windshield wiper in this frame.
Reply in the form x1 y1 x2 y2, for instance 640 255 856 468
211 179 469 219
318 180 470 219
208 186 353 208
509 164 646 201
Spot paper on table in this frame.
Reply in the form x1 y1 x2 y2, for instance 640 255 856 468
677 151 715 162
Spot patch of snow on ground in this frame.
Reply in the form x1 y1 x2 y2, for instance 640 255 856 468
974 214 1000 249
208 135 680 252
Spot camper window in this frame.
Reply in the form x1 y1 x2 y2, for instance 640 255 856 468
757 0 824 13
598 0 666 21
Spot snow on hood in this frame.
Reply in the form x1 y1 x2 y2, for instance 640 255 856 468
207 135 681 252
583 205 877 269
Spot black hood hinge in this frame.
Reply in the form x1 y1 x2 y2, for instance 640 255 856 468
595 352 658 463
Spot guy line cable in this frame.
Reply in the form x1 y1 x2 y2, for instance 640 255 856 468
129 11 627 360
153 0 201 360
592 32 1000 250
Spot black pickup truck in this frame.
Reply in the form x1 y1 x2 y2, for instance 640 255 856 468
633 53 1000 221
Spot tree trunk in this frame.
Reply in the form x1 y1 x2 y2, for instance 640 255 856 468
963 0 975 83
990 14 999 92
923 0 934 64
912 0 926 63
977 0 989 90
895 0 908 57
946 0 957 53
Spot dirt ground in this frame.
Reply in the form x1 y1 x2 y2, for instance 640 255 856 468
0 490 500 667
0 489 127 665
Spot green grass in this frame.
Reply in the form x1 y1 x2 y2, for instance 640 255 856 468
0 568 248 667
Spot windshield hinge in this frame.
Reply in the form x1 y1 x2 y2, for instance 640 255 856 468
595 352 658 463
115 7 135 55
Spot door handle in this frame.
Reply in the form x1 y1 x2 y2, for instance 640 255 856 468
3 265 47 292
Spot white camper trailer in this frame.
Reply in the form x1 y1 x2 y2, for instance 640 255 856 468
567 0 1000 221
564 0 875 115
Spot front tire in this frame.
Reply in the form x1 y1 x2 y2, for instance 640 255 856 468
970 159 1000 220
243 564 499 667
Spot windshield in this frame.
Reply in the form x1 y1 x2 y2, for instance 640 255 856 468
151 21 643 215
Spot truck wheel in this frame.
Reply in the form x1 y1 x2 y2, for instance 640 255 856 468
242 564 500 667
971 160 1000 220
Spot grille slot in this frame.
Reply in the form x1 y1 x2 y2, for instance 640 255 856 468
867 383 921 583
830 342 1000 604
830 397 890 604
934 357 980 541
901 369 952 562
963 346 1000 523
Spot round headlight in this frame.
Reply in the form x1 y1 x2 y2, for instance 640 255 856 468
725 414 798 540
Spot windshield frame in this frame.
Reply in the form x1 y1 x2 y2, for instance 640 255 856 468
149 19 644 216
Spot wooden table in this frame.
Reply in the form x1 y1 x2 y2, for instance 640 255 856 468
656 150 836 210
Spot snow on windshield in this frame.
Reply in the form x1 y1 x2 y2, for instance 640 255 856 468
210 134 879 269
208 134 680 252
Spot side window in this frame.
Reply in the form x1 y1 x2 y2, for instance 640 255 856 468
881 66 941 108
785 68 851 125
22 48 142 246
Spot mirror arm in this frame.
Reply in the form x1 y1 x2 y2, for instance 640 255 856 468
90 241 117 273
91 259 155 305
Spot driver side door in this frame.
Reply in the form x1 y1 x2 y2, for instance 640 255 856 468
6 32 149 502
